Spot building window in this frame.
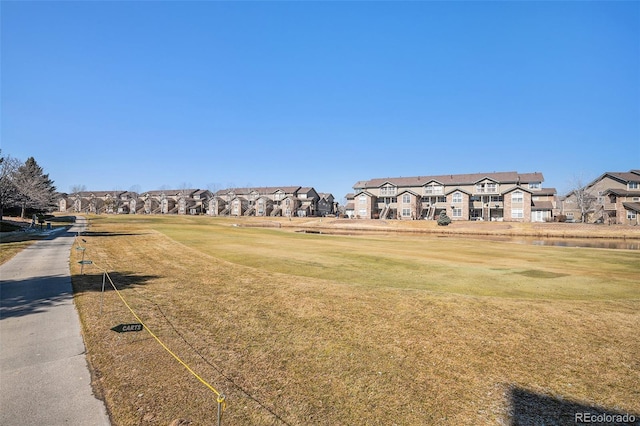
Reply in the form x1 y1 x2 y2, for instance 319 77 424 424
381 186 397 196
629 182 639 189
402 194 411 204
437 196 446 203
529 182 541 189
452 192 462 203
452 208 462 217
359 208 367 216
512 191 524 203
628 210 637 220
512 208 524 219
402 208 411 217
359 195 367 204
424 184 443 194
486 183 497 193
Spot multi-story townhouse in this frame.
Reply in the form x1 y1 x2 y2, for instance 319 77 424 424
59 189 211 215
348 171 556 222
561 170 640 224
209 186 333 217
59 191 130 214
139 189 210 214
317 193 337 217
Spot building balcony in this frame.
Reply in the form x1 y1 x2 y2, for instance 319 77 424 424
471 201 503 209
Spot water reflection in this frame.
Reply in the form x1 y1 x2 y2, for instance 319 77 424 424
482 236 640 250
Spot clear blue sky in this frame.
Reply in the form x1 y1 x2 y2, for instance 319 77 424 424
2 1 639 201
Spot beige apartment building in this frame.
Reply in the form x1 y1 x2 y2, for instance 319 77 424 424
346 171 557 222
58 186 336 217
561 170 640 224
209 186 336 217
58 189 211 215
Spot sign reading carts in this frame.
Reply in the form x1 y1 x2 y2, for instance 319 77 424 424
111 323 144 333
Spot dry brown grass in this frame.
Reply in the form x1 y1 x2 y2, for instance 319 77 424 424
70 216 640 425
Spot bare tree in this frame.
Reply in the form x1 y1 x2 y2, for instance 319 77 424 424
207 182 221 194
567 176 596 223
128 184 141 196
70 184 87 194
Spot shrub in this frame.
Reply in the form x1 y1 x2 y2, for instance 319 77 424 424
437 211 451 226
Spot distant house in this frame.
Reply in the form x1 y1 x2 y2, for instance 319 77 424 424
561 170 640 224
343 193 355 218
59 189 211 215
59 191 129 214
208 186 334 217
349 171 557 222
317 193 337 217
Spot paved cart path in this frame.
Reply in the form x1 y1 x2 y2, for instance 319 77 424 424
0 217 110 425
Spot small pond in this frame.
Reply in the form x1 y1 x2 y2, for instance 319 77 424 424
448 235 640 250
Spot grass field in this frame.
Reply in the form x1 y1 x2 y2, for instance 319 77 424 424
69 215 640 425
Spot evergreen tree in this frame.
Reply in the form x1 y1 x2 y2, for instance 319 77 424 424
437 210 451 226
13 157 57 218
0 151 20 220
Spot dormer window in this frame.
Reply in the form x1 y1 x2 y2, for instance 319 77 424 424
475 182 498 193
380 185 397 196
424 184 443 194
529 182 541 190
629 182 639 190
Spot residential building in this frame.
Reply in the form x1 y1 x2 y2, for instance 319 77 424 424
561 170 640 224
59 191 131 214
58 189 211 215
317 193 337 217
208 186 334 217
348 171 556 222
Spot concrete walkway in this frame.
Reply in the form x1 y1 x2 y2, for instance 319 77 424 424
0 217 110 425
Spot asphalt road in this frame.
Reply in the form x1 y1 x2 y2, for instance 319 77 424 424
0 217 110 425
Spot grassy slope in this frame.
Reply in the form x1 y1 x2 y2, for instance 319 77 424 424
71 215 639 425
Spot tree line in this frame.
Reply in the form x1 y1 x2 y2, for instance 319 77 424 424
0 151 57 220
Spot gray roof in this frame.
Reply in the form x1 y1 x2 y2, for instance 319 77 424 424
143 189 199 196
532 201 554 210
622 202 640 213
586 170 640 189
216 186 302 196
355 171 544 189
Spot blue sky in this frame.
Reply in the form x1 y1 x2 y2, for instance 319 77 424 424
2 1 638 201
